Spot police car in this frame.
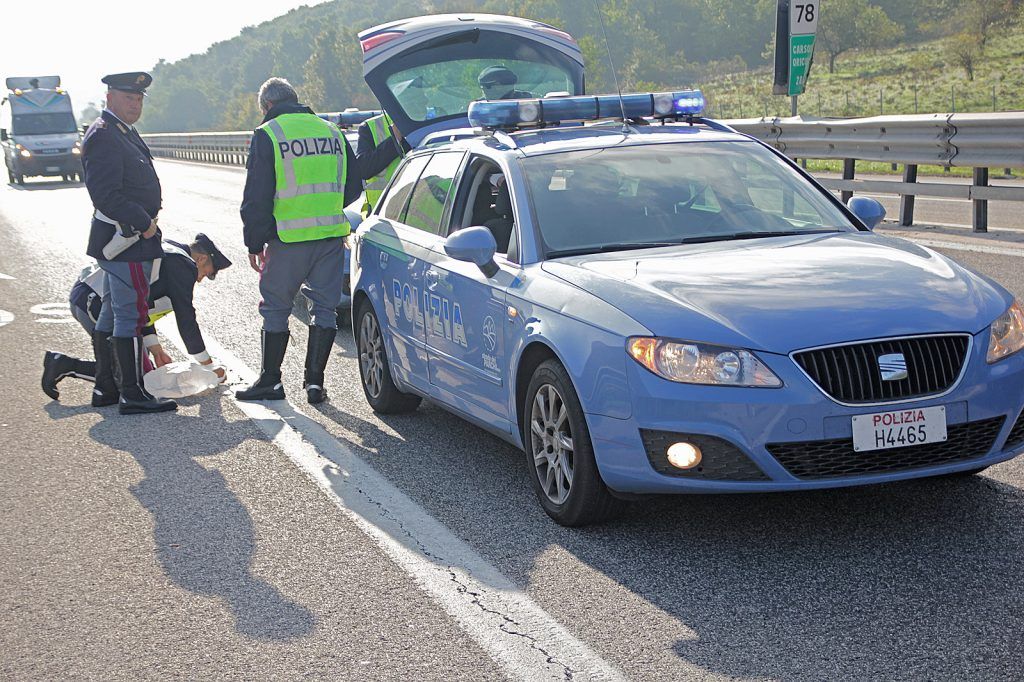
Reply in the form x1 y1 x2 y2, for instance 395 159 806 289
350 17 1024 526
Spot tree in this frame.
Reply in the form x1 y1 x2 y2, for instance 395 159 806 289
947 32 981 80
816 0 904 73
78 101 101 127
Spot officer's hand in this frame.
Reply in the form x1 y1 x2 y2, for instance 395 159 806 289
392 124 404 145
151 347 173 367
141 219 159 239
201 357 227 383
248 249 266 273
342 235 350 249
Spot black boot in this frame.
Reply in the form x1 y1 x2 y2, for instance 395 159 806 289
236 330 289 401
42 351 95 401
91 331 120 407
111 336 177 415
303 325 336 405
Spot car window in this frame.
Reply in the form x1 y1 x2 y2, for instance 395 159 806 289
380 154 431 222
384 55 574 123
520 141 858 256
403 152 463 235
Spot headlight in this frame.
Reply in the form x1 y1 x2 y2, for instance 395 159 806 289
987 301 1024 363
627 337 782 387
72 142 81 155
19 148 31 158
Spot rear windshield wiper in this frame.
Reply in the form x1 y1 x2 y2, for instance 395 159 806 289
546 242 680 258
676 229 841 244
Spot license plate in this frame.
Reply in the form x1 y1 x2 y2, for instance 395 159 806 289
852 406 947 452
45 166 60 172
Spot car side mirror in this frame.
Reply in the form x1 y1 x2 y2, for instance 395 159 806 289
444 226 498 277
0 129 7 142
847 196 886 230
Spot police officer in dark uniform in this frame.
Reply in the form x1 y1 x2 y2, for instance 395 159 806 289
82 71 176 415
477 66 533 101
42 234 232 400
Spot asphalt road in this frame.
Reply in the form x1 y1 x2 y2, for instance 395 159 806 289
2 162 1024 680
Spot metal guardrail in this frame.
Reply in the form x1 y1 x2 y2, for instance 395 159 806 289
143 111 1024 232
725 112 1024 231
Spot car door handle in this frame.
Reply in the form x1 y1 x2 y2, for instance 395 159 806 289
425 270 440 289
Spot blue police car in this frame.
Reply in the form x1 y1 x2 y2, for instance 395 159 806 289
350 17 1024 526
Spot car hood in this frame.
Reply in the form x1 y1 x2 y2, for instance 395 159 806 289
540 232 1011 353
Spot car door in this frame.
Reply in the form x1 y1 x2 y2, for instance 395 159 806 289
358 13 585 146
358 152 434 392
420 156 519 426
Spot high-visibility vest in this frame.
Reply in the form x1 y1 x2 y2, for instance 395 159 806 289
363 113 401 213
258 113 350 242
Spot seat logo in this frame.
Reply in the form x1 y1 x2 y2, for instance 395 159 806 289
878 353 908 381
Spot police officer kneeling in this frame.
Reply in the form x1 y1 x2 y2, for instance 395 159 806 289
238 78 363 404
82 71 176 415
42 234 231 400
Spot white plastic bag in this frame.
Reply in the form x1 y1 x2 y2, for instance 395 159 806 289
143 361 221 398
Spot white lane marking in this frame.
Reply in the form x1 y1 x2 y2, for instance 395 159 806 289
30 302 75 323
902 237 1024 258
0 272 14 280
0 310 13 327
157 321 623 682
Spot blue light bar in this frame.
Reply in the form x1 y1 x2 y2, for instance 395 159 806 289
467 90 704 129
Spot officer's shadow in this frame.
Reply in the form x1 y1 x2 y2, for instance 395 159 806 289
77 393 315 641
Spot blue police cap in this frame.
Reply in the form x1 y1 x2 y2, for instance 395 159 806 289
193 233 231 279
102 72 152 95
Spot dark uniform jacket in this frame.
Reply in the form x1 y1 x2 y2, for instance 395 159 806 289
240 102 364 255
70 240 206 355
355 120 409 181
82 110 163 262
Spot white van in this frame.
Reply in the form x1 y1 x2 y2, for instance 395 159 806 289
1 76 84 184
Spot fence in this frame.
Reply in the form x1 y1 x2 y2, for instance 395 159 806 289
143 111 1024 232
725 112 1024 232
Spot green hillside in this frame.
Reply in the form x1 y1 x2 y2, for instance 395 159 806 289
137 0 1024 132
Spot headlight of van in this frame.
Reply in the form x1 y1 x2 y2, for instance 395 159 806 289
987 301 1024 363
16 143 31 158
72 141 82 155
628 337 782 387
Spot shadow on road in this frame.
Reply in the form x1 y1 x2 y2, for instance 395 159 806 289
68 395 315 642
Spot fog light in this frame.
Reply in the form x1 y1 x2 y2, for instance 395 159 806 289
666 442 702 470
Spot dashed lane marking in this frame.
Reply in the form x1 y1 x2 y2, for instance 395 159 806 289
158 320 623 682
0 273 14 280
906 237 1024 258
0 310 13 327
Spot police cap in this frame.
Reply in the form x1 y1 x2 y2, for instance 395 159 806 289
477 66 517 86
192 233 232 279
102 72 153 95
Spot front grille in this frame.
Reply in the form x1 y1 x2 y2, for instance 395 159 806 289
641 430 769 481
794 335 969 404
767 416 1003 479
1005 410 1024 450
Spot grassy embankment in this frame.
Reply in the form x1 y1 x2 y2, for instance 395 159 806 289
700 21 1024 178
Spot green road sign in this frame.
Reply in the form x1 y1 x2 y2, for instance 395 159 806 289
789 33 816 96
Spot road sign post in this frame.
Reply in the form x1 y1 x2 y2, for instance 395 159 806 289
773 0 819 113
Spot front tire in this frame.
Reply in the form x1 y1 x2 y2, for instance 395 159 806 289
355 299 421 414
524 359 625 526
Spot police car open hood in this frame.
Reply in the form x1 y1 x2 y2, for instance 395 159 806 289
358 13 584 147
541 232 1011 353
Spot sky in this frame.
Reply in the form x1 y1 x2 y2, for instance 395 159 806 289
1 0 331 117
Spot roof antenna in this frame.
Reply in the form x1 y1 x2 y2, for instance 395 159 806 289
593 0 629 133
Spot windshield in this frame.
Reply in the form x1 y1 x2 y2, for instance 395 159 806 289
13 112 77 135
386 59 573 123
521 141 859 257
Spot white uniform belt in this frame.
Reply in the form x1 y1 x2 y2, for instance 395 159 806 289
94 209 119 225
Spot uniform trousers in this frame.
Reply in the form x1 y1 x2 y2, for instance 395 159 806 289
259 237 344 332
96 260 152 338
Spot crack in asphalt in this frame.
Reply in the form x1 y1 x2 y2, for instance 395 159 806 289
351 482 579 681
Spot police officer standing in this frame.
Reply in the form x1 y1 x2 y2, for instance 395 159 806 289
356 111 407 215
237 77 363 404
82 72 176 415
